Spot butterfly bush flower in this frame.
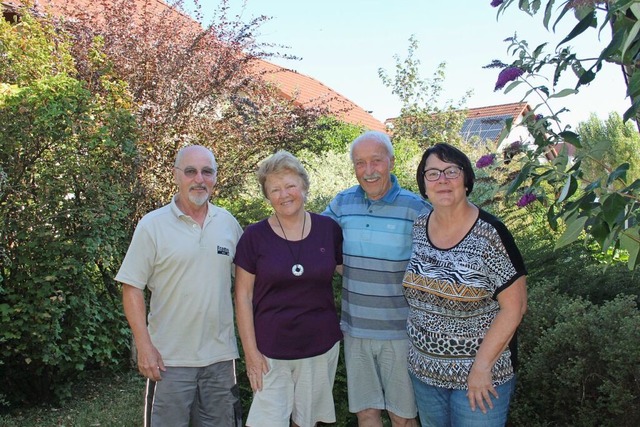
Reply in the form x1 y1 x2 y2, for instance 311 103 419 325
491 0 504 6
476 154 496 168
494 67 524 91
517 193 536 207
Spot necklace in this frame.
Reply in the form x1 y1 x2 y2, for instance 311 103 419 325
274 212 306 277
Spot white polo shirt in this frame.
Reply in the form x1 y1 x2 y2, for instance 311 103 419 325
116 196 243 367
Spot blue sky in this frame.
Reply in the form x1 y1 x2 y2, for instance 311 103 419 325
200 1 629 127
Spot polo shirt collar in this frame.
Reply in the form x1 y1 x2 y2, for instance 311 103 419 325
170 194 213 219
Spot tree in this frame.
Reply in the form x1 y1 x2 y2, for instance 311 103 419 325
56 0 331 219
577 112 640 184
487 0 640 269
0 8 138 404
378 35 470 149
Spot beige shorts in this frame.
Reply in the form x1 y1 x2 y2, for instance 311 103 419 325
246 341 340 427
344 334 417 419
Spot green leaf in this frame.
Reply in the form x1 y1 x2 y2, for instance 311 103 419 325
543 0 555 30
607 163 630 186
558 130 581 148
622 21 640 62
620 227 640 270
557 11 596 47
577 69 596 86
548 88 578 99
622 97 640 122
506 163 532 195
558 175 578 203
601 193 627 226
622 178 640 193
589 220 610 248
555 215 588 249
504 80 523 94
626 71 640 99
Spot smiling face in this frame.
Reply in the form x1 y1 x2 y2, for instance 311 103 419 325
264 170 307 218
173 146 217 209
423 154 467 208
352 137 395 200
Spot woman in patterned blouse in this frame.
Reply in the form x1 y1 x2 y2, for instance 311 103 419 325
402 143 528 427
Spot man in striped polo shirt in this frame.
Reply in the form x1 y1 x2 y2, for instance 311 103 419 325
323 131 429 427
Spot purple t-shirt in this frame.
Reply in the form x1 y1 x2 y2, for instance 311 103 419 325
234 213 343 359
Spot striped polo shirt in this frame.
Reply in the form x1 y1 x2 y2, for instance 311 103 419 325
323 175 429 340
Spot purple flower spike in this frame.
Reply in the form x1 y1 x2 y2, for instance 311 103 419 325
517 193 536 208
476 154 496 168
494 67 524 91
491 0 504 6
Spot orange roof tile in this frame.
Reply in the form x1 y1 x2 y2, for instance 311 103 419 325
464 102 531 120
253 60 386 132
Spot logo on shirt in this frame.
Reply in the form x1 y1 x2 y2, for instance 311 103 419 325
217 245 230 256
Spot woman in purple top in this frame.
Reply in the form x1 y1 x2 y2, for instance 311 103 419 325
234 150 343 427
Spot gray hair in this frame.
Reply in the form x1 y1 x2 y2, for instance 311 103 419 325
257 150 310 198
174 145 218 170
349 131 394 162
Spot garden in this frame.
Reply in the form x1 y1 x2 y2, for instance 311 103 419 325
1 1 639 426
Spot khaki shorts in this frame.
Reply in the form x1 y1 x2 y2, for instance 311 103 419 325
344 334 417 419
246 342 340 427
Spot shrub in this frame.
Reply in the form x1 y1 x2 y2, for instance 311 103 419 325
1 10 139 405
511 280 640 426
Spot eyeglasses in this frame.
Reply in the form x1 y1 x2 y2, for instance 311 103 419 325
174 166 216 179
422 166 463 181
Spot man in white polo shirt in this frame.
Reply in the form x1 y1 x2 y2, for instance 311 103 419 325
116 145 243 427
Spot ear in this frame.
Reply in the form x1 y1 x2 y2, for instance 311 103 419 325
390 156 396 169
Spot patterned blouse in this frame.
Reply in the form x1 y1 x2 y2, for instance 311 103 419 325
402 208 526 390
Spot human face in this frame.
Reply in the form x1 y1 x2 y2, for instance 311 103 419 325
423 154 466 208
173 146 217 208
264 171 306 218
352 138 394 200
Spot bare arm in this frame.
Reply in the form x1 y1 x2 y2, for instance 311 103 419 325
234 266 269 392
122 284 165 381
467 276 528 413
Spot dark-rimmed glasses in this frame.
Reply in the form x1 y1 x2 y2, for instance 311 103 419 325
422 166 463 182
174 166 216 179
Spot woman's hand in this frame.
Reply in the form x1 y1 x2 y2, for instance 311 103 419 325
467 363 498 413
245 350 269 392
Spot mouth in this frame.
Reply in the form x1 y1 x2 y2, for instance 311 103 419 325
362 174 381 183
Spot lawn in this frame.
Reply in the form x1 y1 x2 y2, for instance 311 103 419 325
0 369 145 427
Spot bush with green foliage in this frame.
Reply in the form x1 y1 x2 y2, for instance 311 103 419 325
0 9 138 405
512 280 640 427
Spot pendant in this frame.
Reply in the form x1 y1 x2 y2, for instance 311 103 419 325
292 264 304 276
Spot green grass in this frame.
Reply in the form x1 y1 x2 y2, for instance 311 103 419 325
0 365 380 426
0 370 145 427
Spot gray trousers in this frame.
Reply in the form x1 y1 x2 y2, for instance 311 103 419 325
144 360 242 427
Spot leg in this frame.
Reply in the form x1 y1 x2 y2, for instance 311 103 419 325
291 342 340 427
343 335 386 415
376 339 418 423
245 357 294 427
388 410 419 427
450 377 515 427
409 372 451 427
147 367 197 427
356 408 384 427
191 360 242 427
